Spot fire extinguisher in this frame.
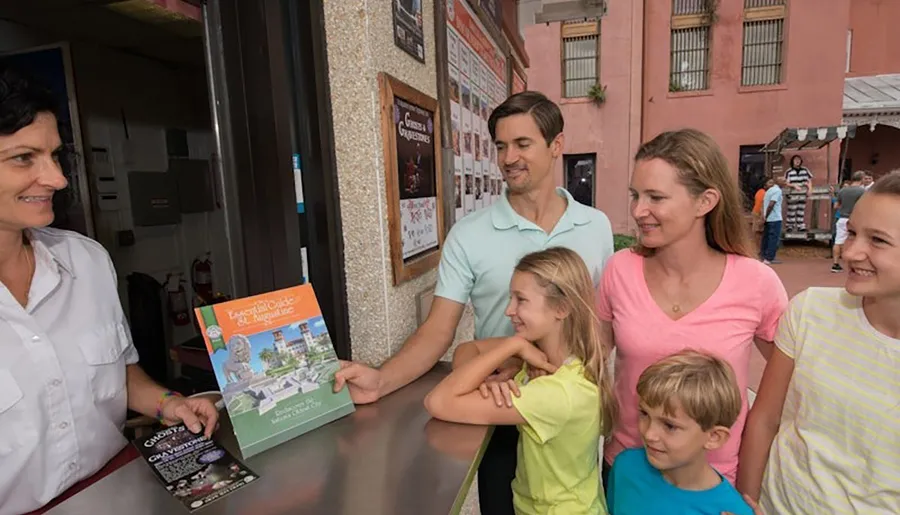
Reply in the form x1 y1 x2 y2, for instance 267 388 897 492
165 273 190 326
191 252 214 306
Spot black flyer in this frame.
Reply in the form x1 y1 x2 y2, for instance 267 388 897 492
134 424 259 512
392 0 425 63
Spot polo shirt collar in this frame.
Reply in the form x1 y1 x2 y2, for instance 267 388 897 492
27 228 77 278
491 187 592 231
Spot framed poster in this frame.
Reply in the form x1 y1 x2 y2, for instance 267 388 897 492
378 73 445 285
392 0 425 63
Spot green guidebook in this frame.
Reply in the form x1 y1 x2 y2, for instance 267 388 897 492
194 284 355 458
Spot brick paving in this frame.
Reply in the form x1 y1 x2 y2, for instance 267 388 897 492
747 256 846 391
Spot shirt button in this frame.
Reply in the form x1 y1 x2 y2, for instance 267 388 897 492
51 379 62 387
68 463 77 471
59 422 69 430
32 335 40 342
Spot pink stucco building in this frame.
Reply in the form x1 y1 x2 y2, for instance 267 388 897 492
520 0 900 233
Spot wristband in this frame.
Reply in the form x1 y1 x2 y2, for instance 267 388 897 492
156 390 183 422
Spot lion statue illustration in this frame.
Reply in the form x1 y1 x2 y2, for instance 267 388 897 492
222 334 253 384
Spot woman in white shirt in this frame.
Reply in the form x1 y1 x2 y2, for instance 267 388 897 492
0 66 219 515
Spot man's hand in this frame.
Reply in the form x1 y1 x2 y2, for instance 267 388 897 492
478 358 521 407
160 395 220 439
333 360 382 404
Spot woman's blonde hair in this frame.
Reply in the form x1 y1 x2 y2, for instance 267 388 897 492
633 129 752 258
514 247 618 435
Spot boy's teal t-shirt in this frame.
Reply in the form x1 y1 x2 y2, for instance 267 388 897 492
607 448 753 515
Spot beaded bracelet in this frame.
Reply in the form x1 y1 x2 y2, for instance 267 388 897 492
156 390 182 422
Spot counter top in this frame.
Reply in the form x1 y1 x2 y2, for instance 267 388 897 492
47 363 490 515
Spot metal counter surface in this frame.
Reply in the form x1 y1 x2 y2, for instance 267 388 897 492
47 363 491 515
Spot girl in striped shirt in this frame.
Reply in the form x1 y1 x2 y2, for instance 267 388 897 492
737 170 900 514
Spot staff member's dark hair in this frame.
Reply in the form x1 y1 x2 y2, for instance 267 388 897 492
488 91 564 146
0 65 58 136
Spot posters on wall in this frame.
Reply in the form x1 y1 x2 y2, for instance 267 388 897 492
393 96 439 260
392 0 426 63
447 0 509 222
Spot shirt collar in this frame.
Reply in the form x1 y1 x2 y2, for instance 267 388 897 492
27 228 77 278
491 187 593 230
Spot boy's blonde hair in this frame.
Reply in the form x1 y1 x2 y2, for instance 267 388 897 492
636 350 741 430
514 247 618 435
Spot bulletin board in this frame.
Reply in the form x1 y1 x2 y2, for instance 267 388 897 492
446 0 509 222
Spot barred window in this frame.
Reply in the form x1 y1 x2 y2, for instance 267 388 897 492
562 21 599 98
744 0 784 7
741 0 785 86
670 1 712 92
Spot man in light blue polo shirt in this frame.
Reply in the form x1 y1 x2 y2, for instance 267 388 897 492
760 175 785 264
334 91 614 514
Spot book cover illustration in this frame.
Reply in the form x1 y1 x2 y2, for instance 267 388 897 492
135 424 258 512
195 284 355 458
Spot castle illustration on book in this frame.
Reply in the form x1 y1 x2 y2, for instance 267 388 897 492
195 284 354 458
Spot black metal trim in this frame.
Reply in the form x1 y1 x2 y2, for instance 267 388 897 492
280 0 352 360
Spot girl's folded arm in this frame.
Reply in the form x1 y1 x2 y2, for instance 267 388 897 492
736 346 795 500
426 337 530 425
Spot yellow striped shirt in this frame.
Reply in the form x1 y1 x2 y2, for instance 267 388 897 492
761 287 900 514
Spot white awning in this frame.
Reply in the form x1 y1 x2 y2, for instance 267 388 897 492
843 74 900 129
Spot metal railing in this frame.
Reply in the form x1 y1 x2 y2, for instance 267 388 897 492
741 18 784 86
563 35 599 97
670 26 711 91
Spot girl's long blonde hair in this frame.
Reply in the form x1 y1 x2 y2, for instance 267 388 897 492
515 247 618 436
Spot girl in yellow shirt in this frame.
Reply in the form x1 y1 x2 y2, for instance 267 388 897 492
426 247 617 514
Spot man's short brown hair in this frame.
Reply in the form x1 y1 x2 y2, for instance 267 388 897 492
636 350 742 430
487 91 563 146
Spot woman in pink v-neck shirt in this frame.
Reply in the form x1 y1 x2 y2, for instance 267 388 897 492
598 129 789 484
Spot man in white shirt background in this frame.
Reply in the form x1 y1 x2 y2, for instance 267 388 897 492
0 65 218 515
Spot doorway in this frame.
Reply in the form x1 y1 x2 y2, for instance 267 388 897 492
739 145 767 211
563 153 596 207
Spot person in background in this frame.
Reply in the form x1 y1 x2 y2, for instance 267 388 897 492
596 129 789 486
828 179 849 249
333 91 615 515
425 247 617 515
0 66 219 515
831 171 866 273
783 155 812 233
737 170 900 514
607 351 754 515
862 172 875 190
751 179 772 246
760 177 785 265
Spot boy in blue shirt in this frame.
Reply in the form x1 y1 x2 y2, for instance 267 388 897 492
607 350 754 515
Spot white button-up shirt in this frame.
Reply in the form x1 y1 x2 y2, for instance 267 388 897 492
0 227 139 515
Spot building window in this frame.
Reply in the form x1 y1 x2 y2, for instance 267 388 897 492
670 1 712 91
562 21 599 98
564 154 596 206
741 0 786 86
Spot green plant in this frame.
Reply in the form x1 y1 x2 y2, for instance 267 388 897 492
587 83 607 105
613 233 637 251
669 78 685 92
